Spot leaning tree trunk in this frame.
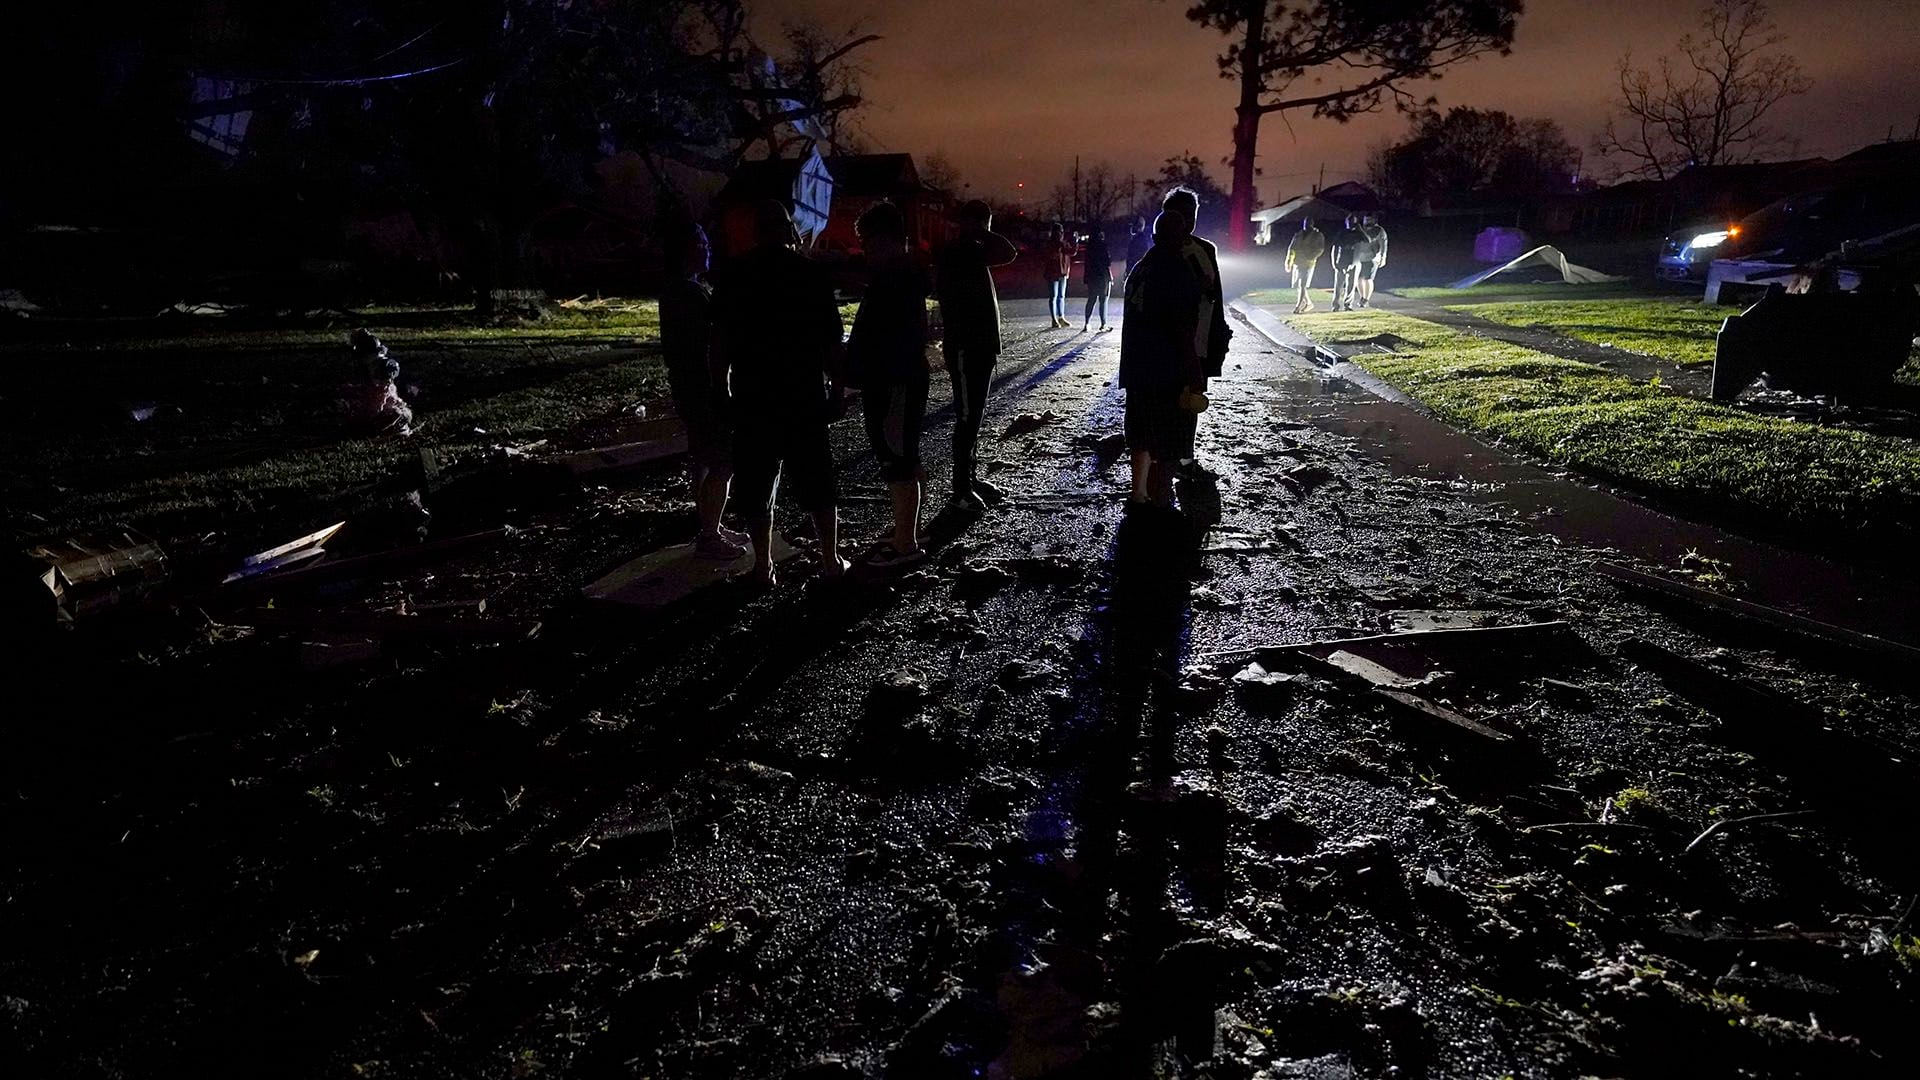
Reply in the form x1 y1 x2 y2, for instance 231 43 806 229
1225 1 1266 251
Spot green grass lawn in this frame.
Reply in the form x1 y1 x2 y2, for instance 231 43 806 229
1282 310 1920 533
5 330 671 538
1444 297 1729 367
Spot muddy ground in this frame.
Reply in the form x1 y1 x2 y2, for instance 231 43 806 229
5 302 1920 1079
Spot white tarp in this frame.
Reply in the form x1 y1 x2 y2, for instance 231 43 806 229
1448 245 1626 289
791 149 834 245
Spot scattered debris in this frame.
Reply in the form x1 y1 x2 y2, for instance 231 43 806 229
228 528 511 596
1280 464 1344 495
221 522 346 584
26 528 170 623
1231 662 1299 707
1384 609 1509 634
1318 649 1449 691
1598 561 1920 666
999 411 1063 439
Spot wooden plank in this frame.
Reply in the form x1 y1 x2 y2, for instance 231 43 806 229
238 521 346 568
236 606 541 643
1250 620 1574 660
1375 688 1514 745
583 536 798 610
1596 561 1920 666
1619 637 1915 800
224 528 510 594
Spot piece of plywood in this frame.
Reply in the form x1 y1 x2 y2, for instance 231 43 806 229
583 536 796 609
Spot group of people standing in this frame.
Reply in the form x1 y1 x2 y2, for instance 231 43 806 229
1285 212 1389 314
656 187 1232 587
1039 221 1117 332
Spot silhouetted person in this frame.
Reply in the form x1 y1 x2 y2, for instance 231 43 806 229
1043 222 1074 328
1160 187 1231 385
1330 213 1372 311
934 199 1019 512
1121 212 1208 511
1125 215 1152 274
847 202 931 567
660 219 748 558
1082 223 1114 332
1356 213 1389 308
1285 217 1326 314
710 200 849 584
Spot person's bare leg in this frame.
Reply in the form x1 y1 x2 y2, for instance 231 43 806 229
1149 459 1177 508
695 468 731 538
812 507 848 574
1130 449 1154 503
746 515 775 583
889 480 921 552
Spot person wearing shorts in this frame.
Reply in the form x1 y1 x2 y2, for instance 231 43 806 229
659 219 749 559
846 202 931 567
710 200 850 585
1355 214 1389 308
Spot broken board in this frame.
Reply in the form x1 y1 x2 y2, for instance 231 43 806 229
583 536 797 610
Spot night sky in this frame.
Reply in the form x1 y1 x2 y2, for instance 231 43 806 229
757 0 1920 203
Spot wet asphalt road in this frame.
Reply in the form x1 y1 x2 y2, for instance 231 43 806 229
9 300 1918 1079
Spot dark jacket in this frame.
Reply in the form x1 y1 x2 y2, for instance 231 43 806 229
1120 237 1206 393
1083 235 1113 284
1331 226 1373 268
934 227 1019 354
847 258 931 390
1177 234 1232 378
710 245 843 410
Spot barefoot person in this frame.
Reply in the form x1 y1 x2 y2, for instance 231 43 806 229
934 199 1019 513
1285 217 1326 314
847 203 931 567
1120 212 1208 511
1081 222 1114 332
659 218 749 558
710 200 850 584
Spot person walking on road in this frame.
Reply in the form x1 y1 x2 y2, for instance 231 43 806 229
934 199 1019 513
710 200 851 585
1330 213 1373 312
1120 211 1209 511
660 218 749 559
1043 222 1074 329
1356 214 1389 309
1285 217 1326 314
846 202 931 568
1082 223 1114 332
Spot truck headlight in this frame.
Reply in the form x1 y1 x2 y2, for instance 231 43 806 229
1687 230 1730 250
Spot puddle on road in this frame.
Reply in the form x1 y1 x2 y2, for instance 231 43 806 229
1257 358 1920 645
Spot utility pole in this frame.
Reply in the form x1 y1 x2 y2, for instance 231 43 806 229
1316 162 1325 194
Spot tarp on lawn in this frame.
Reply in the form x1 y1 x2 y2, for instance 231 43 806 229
1448 245 1626 289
